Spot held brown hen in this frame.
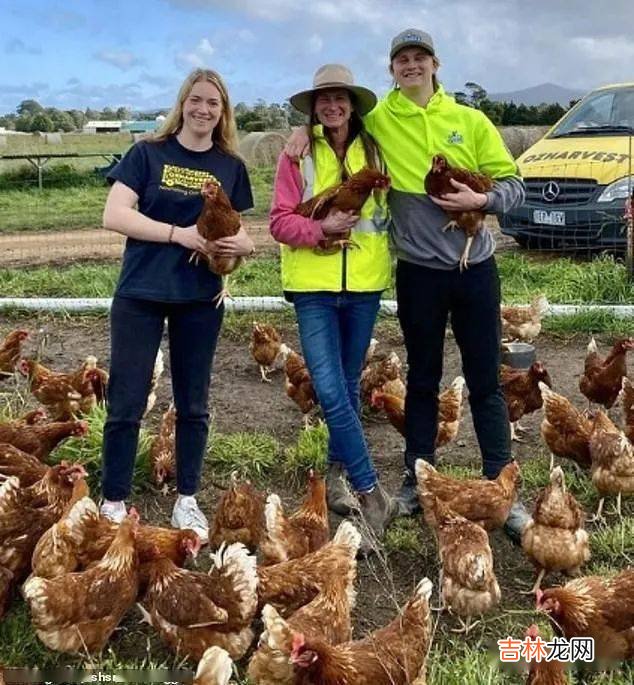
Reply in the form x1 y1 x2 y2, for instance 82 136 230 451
295 168 390 253
579 337 634 409
521 466 590 594
0 330 29 377
195 179 243 307
501 361 552 442
424 154 494 271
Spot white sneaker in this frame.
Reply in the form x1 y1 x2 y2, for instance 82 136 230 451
171 495 209 545
100 500 127 523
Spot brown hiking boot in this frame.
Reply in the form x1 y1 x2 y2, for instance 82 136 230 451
326 462 357 516
355 482 398 555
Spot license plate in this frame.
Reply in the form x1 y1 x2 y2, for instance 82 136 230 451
533 210 565 226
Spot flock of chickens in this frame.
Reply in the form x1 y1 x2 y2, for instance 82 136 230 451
0 288 632 684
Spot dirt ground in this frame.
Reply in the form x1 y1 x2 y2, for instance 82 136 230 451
0 217 517 268
1 313 626 675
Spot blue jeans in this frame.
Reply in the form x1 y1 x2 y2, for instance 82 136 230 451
293 291 381 492
102 296 223 500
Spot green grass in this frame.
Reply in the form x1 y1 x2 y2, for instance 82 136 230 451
384 516 425 555
206 430 281 480
498 253 634 304
283 420 329 477
51 404 152 495
1 132 133 157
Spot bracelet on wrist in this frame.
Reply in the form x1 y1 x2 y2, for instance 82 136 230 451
168 224 176 243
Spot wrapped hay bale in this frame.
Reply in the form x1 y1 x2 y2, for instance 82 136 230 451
239 131 289 166
498 126 550 159
44 132 63 144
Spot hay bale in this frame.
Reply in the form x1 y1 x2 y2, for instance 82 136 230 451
44 132 62 145
0 136 7 148
239 131 289 166
498 126 550 159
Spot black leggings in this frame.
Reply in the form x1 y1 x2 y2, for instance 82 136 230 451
101 296 223 500
396 257 511 479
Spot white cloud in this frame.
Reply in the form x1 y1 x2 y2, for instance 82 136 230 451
308 34 323 54
94 50 144 71
198 38 215 55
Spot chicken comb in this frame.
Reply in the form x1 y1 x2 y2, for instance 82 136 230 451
127 506 141 523
526 623 540 639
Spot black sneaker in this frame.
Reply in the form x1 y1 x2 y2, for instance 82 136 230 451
503 500 531 546
395 471 420 516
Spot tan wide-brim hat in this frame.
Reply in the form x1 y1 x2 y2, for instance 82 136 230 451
289 64 377 116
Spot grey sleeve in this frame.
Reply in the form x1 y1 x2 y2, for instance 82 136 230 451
483 176 526 214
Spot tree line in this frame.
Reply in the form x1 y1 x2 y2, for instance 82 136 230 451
0 85 578 134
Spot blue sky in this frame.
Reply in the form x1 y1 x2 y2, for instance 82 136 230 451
2 0 633 114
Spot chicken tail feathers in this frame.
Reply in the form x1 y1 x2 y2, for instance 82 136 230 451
332 520 362 557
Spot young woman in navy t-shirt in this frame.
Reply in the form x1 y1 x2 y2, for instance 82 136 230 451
101 68 254 542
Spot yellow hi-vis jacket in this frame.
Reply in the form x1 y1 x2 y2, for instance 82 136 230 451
280 126 391 292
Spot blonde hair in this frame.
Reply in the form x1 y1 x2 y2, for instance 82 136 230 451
153 68 240 156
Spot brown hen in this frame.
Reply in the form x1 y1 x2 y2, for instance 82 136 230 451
250 322 291 383
248 522 360 685
260 470 329 566
416 459 520 531
539 382 594 471
501 361 552 442
23 511 139 654
579 337 634 409
525 624 570 685
537 568 634 662
589 410 634 518
17 359 83 420
0 330 29 377
0 417 87 461
284 351 318 426
295 167 390 253
149 404 176 493
210 473 265 552
424 154 494 270
501 296 549 343
521 467 590 593
289 576 433 685
360 350 405 406
140 542 258 660
430 496 500 634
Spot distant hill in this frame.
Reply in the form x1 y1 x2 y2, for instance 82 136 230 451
488 83 588 106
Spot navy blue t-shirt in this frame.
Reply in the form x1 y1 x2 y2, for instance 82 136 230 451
107 135 254 302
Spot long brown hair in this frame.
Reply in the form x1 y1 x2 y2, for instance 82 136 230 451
307 91 382 176
152 68 240 156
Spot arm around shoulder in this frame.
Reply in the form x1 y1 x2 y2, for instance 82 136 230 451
269 153 324 248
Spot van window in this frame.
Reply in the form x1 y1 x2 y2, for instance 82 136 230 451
551 86 634 135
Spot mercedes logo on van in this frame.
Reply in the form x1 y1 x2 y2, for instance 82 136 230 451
542 181 560 202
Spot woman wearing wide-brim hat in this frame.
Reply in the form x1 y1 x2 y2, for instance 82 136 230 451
270 64 397 551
